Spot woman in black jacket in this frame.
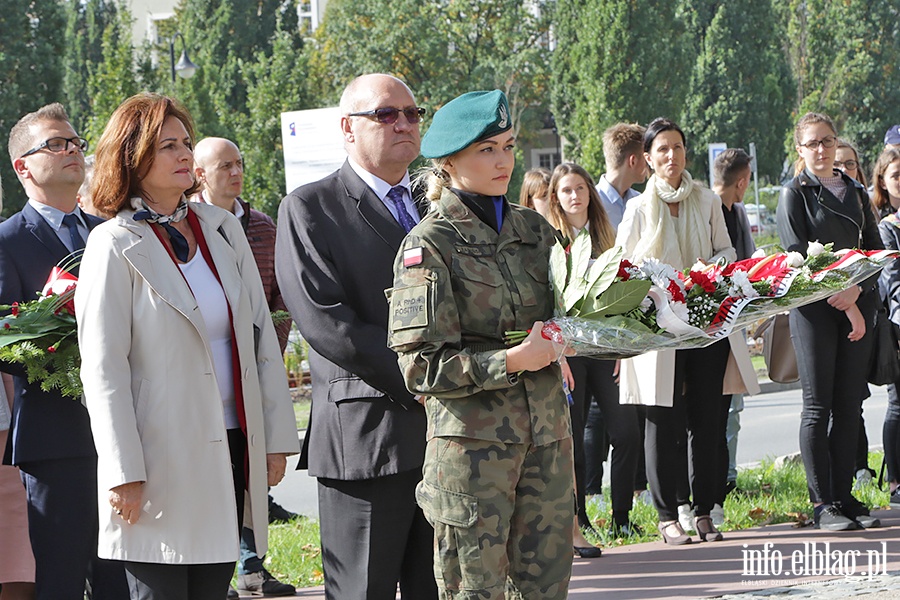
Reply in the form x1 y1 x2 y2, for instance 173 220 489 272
776 112 883 532
874 147 900 509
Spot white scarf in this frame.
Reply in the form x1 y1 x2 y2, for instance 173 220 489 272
631 171 711 270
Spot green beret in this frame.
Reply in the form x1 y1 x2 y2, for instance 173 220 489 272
421 90 512 159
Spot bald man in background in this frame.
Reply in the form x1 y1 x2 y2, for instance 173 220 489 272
193 137 296 599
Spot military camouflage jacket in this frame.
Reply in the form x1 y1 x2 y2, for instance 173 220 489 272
387 188 571 446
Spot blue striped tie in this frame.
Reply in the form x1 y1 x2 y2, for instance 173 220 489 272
387 186 416 233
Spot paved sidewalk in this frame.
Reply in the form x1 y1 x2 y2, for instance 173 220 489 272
287 508 900 599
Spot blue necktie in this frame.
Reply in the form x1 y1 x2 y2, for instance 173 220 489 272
387 186 417 233
62 213 85 252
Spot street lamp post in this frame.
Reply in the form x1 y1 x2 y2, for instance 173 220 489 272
169 32 199 84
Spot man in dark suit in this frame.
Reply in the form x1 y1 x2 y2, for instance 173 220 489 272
275 74 436 600
1 103 128 599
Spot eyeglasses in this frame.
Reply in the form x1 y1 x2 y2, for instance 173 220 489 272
834 159 858 170
799 136 836 151
347 106 426 125
20 136 88 158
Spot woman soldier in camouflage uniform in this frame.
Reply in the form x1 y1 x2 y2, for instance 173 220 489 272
387 90 575 599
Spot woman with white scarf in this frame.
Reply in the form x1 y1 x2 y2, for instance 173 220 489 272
616 118 736 545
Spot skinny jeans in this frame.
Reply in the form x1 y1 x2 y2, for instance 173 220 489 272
573 358 641 524
790 294 875 505
883 343 900 482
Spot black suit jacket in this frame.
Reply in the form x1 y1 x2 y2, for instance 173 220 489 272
0 203 103 465
275 161 427 480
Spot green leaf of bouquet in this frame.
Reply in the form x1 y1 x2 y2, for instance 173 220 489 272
583 246 624 301
569 231 592 282
588 314 656 335
550 242 568 315
0 326 69 347
563 238 592 314
581 279 653 318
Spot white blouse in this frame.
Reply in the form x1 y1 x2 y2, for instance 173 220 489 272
179 252 238 429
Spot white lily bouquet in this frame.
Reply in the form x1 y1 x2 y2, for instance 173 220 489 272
505 232 897 359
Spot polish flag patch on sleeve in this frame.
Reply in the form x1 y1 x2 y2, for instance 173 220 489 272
403 246 424 267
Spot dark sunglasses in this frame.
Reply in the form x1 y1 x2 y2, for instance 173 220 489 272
348 106 426 125
20 136 88 158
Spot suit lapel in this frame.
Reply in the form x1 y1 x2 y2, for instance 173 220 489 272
22 204 69 258
340 161 407 250
120 219 210 343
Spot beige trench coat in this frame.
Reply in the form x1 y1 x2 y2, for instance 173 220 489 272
619 333 760 406
76 202 299 564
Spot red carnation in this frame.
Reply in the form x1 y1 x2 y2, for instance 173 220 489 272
668 280 685 303
3 323 9 330
11 302 18 317
689 270 717 294
617 259 634 280
47 346 56 353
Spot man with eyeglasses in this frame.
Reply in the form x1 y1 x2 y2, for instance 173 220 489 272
276 74 436 599
0 103 128 599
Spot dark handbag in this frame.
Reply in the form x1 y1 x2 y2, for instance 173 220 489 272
867 304 900 386
755 313 799 384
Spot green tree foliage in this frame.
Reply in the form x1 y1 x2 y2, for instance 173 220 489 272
550 0 689 175
233 17 309 216
83 6 140 145
164 0 308 215
784 0 900 167
309 0 552 143
682 0 794 182
173 0 301 138
0 1 66 215
63 0 117 132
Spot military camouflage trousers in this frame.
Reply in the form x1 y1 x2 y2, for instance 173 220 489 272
416 436 575 600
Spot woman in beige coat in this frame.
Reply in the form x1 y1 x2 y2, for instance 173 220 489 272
75 93 299 600
616 118 738 545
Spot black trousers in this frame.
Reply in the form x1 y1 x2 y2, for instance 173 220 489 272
645 340 730 521
19 456 129 600
885 379 900 482
317 469 437 600
121 428 246 600
792 295 875 505
123 562 234 600
573 358 641 524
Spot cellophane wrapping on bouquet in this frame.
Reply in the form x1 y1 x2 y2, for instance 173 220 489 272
525 233 898 360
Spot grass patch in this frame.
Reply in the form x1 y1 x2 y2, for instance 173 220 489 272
751 354 767 376
293 399 311 430
257 452 891 587
233 516 324 590
584 451 890 549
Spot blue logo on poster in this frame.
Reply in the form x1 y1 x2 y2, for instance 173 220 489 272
289 122 296 136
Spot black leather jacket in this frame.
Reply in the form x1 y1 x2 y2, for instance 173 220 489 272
777 168 884 292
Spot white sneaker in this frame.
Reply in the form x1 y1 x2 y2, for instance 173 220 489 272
678 503 695 533
854 468 874 490
710 503 725 527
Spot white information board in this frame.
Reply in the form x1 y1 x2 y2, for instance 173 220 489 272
708 142 727 186
281 107 347 194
